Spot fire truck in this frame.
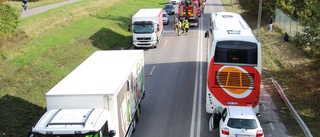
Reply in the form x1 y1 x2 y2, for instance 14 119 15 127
178 0 205 27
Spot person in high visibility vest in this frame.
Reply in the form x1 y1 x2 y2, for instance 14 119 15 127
178 20 182 36
184 20 189 35
181 19 185 33
174 16 178 33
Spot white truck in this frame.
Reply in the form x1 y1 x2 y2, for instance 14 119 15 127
29 50 145 137
129 8 163 48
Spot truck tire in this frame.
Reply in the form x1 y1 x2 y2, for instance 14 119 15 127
132 117 137 133
135 104 142 122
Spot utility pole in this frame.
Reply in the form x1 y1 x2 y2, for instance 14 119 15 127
257 0 262 37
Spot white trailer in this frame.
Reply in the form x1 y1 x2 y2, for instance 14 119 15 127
129 8 163 48
30 50 145 137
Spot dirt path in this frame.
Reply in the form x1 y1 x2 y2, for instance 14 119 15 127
21 0 80 18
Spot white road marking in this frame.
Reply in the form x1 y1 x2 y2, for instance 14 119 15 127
190 14 205 137
263 103 266 110
148 66 156 76
269 123 275 130
197 15 204 137
163 40 168 46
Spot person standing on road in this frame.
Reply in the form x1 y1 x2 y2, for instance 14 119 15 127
174 16 178 33
269 16 273 31
178 20 182 36
22 0 28 12
181 19 185 34
184 20 189 35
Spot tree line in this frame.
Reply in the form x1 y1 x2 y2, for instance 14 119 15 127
238 0 320 59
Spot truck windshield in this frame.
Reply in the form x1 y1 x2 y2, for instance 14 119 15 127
133 21 154 34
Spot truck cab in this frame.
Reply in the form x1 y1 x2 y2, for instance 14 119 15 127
29 109 116 137
129 8 163 48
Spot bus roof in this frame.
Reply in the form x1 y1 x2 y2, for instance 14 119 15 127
211 12 259 43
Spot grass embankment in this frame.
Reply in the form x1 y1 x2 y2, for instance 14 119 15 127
222 0 319 137
0 0 167 136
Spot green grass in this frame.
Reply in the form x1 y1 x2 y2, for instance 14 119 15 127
0 0 168 136
221 0 319 137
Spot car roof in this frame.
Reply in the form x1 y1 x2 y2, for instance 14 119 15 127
227 106 256 119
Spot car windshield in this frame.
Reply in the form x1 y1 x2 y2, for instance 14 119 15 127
163 14 168 17
227 118 258 129
165 5 173 9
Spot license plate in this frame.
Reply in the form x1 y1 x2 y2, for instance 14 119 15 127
236 135 249 137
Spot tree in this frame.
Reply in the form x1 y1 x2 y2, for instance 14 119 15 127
238 0 276 20
0 3 20 41
276 0 320 59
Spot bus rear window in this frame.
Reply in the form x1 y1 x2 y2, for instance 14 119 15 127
214 41 257 64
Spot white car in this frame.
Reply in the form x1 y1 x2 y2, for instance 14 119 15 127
209 106 264 137
162 11 169 25
170 0 180 5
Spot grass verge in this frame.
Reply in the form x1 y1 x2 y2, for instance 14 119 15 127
221 0 319 137
0 0 167 136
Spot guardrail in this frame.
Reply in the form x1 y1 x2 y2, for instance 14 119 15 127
271 78 313 137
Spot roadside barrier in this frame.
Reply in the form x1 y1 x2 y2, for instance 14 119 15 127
271 78 313 137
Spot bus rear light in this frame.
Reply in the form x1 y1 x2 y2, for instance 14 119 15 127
221 127 229 135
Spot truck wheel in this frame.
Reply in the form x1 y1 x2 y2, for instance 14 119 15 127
132 117 137 133
135 104 141 122
153 43 157 48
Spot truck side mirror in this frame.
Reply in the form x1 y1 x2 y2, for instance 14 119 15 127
128 25 131 32
108 130 116 137
205 31 209 38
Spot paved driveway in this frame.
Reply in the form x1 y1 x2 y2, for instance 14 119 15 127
21 0 80 18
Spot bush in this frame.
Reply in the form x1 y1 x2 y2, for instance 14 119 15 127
293 28 320 59
0 3 20 37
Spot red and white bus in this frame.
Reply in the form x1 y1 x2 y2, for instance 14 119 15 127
205 12 262 114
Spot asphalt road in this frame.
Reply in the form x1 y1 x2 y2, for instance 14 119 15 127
132 0 289 137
